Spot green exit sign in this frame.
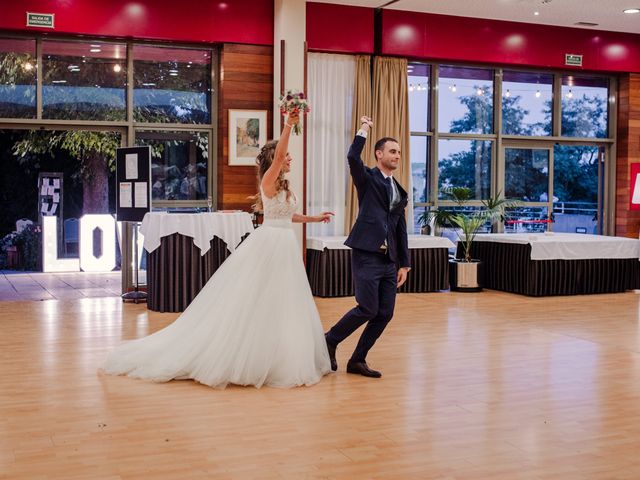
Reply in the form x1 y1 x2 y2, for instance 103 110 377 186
26 12 55 28
565 54 583 66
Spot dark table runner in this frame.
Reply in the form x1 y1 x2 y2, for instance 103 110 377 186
146 233 248 312
306 247 450 297
461 241 640 296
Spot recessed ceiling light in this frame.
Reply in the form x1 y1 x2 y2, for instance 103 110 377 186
534 11 540 16
623 8 640 13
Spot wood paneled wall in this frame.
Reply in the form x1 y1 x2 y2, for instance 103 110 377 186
616 74 640 238
217 44 273 211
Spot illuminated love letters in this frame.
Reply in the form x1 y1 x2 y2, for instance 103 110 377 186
42 214 117 273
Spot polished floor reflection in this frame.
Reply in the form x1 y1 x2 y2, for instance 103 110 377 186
0 271 121 301
2 290 640 479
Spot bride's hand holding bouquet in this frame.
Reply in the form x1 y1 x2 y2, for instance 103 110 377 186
279 89 310 135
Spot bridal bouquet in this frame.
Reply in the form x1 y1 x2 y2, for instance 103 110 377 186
279 89 310 135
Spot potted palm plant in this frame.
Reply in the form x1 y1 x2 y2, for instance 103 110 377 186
419 187 520 292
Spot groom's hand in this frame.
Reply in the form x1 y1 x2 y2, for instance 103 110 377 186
397 267 410 288
360 115 373 131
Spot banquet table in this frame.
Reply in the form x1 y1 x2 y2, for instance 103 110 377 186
306 235 455 297
140 212 254 312
460 233 640 296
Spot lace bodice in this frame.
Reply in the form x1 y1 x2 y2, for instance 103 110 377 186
261 187 297 220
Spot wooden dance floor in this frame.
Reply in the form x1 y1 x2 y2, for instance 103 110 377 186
2 290 640 479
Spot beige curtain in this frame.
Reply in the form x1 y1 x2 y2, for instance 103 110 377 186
345 56 411 231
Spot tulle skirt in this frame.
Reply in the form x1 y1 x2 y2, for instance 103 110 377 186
102 219 331 388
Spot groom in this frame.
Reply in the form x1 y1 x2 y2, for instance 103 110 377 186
325 116 410 378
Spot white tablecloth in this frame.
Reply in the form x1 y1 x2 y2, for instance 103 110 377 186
140 212 254 256
472 233 640 260
307 234 455 251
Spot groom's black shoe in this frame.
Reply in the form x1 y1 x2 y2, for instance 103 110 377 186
346 360 382 378
325 335 337 371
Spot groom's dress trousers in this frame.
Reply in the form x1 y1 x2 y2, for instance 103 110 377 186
326 132 410 362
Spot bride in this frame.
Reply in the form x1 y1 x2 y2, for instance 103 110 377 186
102 112 333 388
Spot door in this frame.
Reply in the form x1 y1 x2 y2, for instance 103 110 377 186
501 143 553 233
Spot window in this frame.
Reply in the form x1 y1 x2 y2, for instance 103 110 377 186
136 130 209 201
561 76 608 138
408 63 430 132
0 38 36 118
438 65 493 134
502 71 553 136
133 46 211 124
42 40 127 120
504 148 549 202
411 136 429 204
438 139 492 200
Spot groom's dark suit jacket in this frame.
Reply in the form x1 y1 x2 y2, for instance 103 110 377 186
344 134 410 268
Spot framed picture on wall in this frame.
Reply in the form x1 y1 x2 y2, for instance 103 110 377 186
228 109 267 166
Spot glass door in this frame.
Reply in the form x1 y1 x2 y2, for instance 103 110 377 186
501 142 606 234
552 144 605 235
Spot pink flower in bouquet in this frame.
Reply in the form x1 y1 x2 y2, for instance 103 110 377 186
278 89 310 135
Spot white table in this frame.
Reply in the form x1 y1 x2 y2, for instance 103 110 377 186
466 233 640 296
306 235 455 297
140 212 254 255
472 233 640 260
141 212 254 312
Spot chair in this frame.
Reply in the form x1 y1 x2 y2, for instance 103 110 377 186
63 218 79 254
15 218 33 233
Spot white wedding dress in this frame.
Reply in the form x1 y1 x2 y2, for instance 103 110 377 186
103 188 331 388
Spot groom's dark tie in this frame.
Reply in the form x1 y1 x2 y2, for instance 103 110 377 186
384 177 393 209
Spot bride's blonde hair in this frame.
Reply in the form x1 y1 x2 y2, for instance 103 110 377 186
251 140 290 212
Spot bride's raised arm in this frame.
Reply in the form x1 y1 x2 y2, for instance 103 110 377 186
260 112 299 197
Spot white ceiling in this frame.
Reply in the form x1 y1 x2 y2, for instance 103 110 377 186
317 0 640 34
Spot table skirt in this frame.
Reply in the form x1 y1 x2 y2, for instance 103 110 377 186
462 242 640 296
306 248 450 297
147 233 248 312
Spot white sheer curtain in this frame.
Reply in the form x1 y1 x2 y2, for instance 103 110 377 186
306 53 356 236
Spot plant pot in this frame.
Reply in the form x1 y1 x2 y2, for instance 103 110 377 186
6 245 21 269
449 259 483 292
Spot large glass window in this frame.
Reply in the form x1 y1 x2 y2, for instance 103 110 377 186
438 139 492 199
438 65 493 134
0 128 121 271
561 76 608 138
135 130 209 201
502 71 553 136
0 38 36 118
42 41 127 120
133 46 211 124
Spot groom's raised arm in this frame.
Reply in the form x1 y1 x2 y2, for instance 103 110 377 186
347 116 372 191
